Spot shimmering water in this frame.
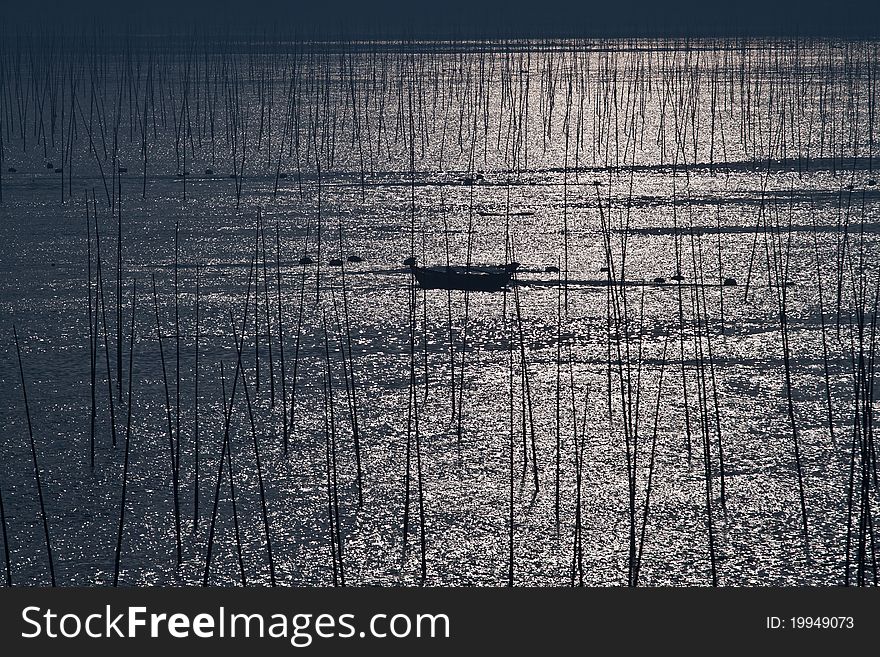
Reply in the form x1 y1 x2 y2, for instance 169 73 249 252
1 38 878 586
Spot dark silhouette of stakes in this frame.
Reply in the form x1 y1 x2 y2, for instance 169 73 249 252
151 274 183 568
114 279 137 586
13 326 56 586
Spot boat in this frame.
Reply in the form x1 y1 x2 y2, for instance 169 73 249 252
410 264 514 292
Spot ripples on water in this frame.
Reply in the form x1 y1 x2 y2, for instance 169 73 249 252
0 37 878 586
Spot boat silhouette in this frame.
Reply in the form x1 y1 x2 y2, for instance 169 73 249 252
410 263 516 292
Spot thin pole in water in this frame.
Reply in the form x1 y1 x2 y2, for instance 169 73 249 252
113 278 137 586
117 171 123 402
13 325 56 586
194 262 201 532
276 224 289 453
151 274 182 568
0 476 11 586
173 221 182 480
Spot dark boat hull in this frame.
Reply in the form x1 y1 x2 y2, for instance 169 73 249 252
411 265 511 292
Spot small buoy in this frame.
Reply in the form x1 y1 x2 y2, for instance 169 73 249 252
279 172 288 179
329 258 343 267
723 277 738 286
205 168 214 175
671 273 685 282
54 168 63 174
347 255 363 263
403 256 417 266
653 277 666 284
46 162 54 169
298 256 314 265
7 167 16 173
118 167 127 173
545 265 560 273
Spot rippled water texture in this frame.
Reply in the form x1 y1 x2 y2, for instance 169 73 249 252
0 38 878 585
